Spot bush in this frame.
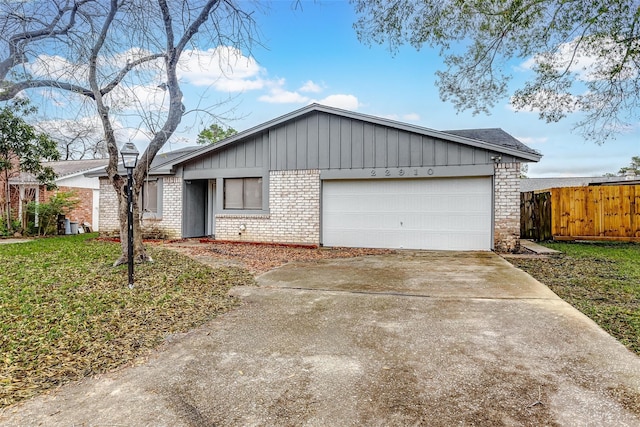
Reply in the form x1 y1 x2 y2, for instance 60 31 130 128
0 217 21 237
27 192 79 236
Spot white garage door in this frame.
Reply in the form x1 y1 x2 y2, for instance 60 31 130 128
322 177 492 251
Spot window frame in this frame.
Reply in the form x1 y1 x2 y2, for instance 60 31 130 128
140 178 163 219
223 177 263 211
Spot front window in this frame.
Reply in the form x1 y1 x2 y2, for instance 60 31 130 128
224 177 262 210
141 179 159 215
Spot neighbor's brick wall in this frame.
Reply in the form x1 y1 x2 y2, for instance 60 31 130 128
215 170 320 245
98 178 119 235
41 186 93 226
494 162 521 252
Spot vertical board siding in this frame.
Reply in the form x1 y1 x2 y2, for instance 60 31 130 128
386 128 399 167
183 111 513 173
447 144 460 166
409 134 422 167
296 119 307 169
329 115 341 169
351 121 364 168
318 113 330 169
398 132 411 167
183 134 265 171
286 122 297 170
422 137 435 166
551 185 640 239
363 123 375 168
307 113 320 167
340 118 351 168
460 146 475 164
374 125 387 167
434 140 448 165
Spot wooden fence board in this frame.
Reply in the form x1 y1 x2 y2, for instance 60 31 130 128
547 185 640 240
520 191 552 241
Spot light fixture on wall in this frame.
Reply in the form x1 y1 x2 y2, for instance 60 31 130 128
239 224 247 234
491 155 502 163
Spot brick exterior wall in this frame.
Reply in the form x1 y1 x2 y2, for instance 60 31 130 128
97 165 522 251
99 176 183 239
493 162 521 252
144 176 182 239
41 186 93 226
98 178 119 235
215 170 320 245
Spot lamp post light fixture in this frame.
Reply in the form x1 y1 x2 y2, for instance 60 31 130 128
120 142 139 289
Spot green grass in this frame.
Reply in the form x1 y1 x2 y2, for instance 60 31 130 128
0 234 254 408
508 241 640 355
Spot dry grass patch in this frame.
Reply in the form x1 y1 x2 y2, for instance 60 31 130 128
0 234 254 408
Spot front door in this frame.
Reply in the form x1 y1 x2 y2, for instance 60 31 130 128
183 179 207 238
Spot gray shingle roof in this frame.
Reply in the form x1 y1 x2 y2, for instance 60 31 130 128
9 158 109 184
444 128 541 156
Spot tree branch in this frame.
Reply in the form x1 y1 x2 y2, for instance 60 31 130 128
100 53 166 96
0 80 93 101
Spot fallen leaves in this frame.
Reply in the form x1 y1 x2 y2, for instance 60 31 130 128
0 235 254 408
160 240 394 274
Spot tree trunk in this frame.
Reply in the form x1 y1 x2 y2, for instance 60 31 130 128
4 169 11 232
112 176 152 267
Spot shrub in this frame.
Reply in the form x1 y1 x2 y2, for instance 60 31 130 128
27 191 80 236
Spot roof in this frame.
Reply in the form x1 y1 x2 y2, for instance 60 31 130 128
520 176 624 192
163 103 542 169
9 158 109 184
444 128 540 157
84 146 200 177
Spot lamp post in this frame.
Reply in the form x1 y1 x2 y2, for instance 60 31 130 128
120 142 139 289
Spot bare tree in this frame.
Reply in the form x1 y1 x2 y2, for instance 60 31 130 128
0 0 257 264
36 118 108 160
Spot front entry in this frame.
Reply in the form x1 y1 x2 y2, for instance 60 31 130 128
183 179 207 238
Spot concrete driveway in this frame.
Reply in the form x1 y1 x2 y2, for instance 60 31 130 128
2 251 640 426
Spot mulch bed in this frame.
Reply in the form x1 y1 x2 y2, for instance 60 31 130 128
155 240 395 274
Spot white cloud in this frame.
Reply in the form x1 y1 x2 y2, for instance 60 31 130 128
516 136 548 145
315 94 360 110
259 88 309 104
258 79 310 104
178 47 267 92
25 54 88 82
380 112 421 122
518 37 638 82
403 113 421 121
299 80 323 93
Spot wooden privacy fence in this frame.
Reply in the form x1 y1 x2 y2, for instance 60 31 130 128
552 185 640 240
520 191 552 241
522 185 640 241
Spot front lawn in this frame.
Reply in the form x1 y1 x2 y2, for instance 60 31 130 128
0 234 254 408
508 242 640 356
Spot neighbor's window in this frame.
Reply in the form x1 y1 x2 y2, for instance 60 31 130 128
224 177 262 210
142 179 158 214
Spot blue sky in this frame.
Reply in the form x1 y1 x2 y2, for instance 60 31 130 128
26 1 638 177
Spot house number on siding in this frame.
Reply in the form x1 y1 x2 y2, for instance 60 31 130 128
370 168 420 177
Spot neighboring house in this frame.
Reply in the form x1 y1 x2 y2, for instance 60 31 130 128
520 176 631 193
97 104 541 251
9 159 109 231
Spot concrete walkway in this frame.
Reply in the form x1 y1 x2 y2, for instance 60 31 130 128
1 251 639 426
0 238 31 244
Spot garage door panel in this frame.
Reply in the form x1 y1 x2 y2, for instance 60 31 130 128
322 178 492 251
